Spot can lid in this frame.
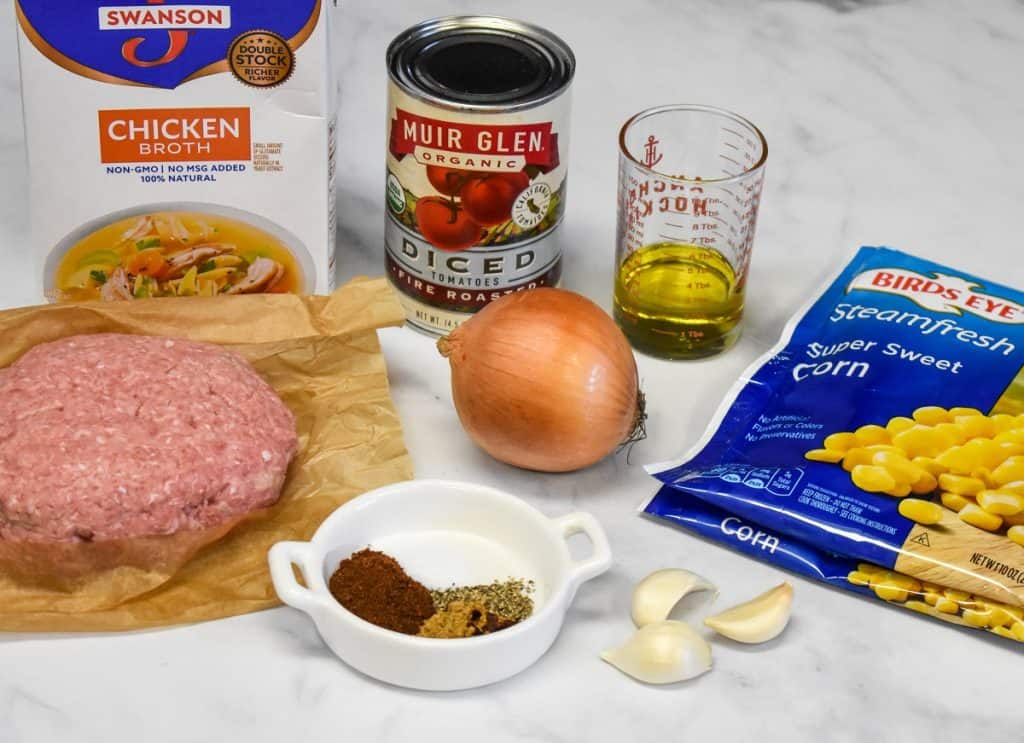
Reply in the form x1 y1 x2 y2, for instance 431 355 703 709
388 16 575 111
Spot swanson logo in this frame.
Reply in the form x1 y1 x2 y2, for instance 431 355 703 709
848 267 1024 324
99 2 231 68
99 3 231 30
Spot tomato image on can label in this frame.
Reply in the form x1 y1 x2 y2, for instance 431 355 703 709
385 17 574 335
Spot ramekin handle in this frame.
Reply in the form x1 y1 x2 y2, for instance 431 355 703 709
553 512 613 587
268 541 329 615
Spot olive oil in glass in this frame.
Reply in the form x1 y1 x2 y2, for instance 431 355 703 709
614 242 744 359
615 105 766 359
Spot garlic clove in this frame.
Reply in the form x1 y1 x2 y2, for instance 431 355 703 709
704 581 794 644
600 620 712 684
631 568 718 627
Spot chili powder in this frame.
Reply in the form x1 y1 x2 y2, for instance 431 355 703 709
328 548 434 635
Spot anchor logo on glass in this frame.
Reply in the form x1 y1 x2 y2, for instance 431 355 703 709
641 134 662 168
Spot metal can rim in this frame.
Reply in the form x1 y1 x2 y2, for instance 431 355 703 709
387 15 575 113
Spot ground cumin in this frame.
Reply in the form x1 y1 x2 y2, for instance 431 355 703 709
417 600 517 638
328 548 434 635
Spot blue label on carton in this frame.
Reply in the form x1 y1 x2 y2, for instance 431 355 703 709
16 0 319 89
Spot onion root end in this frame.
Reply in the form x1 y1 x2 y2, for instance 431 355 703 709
624 388 648 447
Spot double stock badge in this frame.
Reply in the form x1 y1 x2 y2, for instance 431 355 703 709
16 0 320 89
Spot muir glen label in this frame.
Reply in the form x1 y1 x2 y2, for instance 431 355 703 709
385 17 574 335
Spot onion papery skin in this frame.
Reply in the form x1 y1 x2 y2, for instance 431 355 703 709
438 288 642 473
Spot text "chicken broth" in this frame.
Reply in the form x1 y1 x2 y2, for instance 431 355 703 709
15 0 338 301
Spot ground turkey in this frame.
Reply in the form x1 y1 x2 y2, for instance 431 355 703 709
0 333 298 542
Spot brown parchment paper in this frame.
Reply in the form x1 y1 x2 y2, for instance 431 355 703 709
0 277 413 632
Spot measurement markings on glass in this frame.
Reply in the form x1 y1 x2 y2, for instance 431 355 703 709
719 154 745 169
723 126 758 150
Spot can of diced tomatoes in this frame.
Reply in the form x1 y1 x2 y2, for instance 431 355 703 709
385 16 575 335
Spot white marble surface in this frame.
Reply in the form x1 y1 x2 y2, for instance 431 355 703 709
1 0 1023 740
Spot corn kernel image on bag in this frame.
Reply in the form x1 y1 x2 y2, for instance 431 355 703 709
648 247 1024 617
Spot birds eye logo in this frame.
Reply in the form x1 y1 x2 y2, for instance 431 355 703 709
849 268 1024 325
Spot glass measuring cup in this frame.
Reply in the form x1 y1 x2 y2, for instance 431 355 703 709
614 105 767 359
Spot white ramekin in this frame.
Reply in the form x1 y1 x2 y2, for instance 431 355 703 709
268 479 612 691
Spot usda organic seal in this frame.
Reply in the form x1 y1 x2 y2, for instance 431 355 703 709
386 173 407 214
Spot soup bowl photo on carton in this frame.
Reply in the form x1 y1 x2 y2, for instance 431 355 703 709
268 479 612 691
43 201 317 301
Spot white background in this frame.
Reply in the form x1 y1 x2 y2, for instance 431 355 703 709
1 1 1022 741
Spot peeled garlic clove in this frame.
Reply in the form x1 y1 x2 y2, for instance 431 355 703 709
704 582 794 644
631 568 718 627
601 620 712 684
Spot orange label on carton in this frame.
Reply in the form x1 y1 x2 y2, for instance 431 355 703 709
98 107 251 163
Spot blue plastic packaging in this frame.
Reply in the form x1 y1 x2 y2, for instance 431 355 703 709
647 247 1024 634
646 486 1022 643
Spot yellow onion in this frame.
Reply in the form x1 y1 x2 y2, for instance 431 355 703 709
437 288 645 472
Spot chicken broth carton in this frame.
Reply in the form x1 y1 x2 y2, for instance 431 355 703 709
14 1 337 301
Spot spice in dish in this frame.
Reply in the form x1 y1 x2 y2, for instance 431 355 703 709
417 600 517 639
327 548 535 637
327 549 435 635
430 578 536 623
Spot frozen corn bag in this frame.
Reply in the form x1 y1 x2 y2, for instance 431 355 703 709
648 247 1024 607
646 487 1024 643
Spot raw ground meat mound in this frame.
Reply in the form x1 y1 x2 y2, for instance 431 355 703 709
0 333 298 543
